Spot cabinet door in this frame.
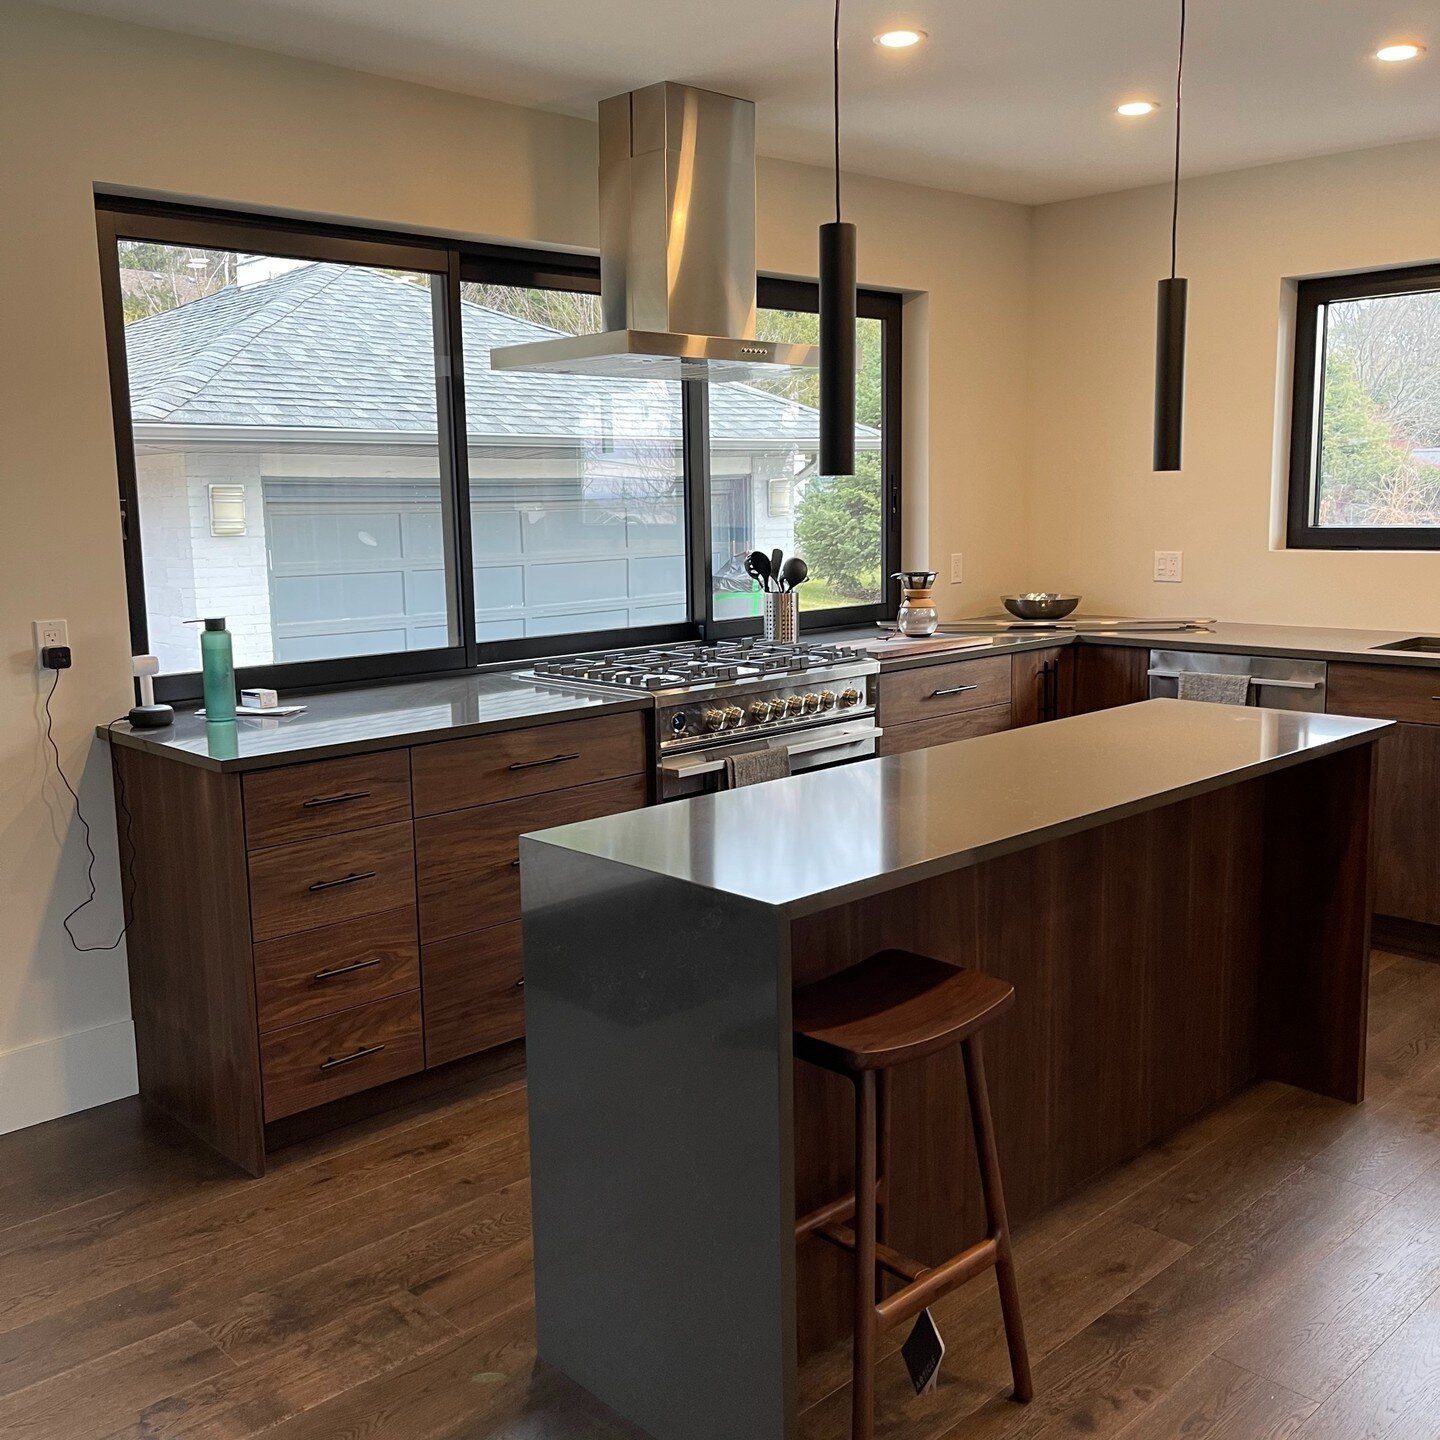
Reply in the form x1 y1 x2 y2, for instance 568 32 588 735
1073 645 1148 714
1011 647 1074 727
1372 724 1440 926
877 704 1011 756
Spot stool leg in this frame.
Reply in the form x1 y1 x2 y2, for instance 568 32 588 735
962 1033 1033 1404
852 1069 878 1440
876 1067 893 1251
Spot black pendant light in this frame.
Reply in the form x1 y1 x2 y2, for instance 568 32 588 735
819 0 856 478
1154 0 1188 472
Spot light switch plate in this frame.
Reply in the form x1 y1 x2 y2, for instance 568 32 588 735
1153 551 1183 583
950 553 964 584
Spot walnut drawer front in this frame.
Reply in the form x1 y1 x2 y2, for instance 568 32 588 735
254 907 420 1034
415 774 646 943
243 751 412 850
877 703 1012 756
248 822 416 943
1328 663 1440 726
260 991 424 1121
879 656 1012 727
410 711 647 816
423 921 526 1067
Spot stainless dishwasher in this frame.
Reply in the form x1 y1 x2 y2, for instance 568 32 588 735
1148 649 1328 712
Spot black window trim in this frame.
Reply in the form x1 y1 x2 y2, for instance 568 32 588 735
96 193 903 702
1288 261 1440 551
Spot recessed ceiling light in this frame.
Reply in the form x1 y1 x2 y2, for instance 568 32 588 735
1375 42 1425 62
1116 100 1161 117
874 29 926 49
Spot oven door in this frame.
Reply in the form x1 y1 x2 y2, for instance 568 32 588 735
658 720 883 802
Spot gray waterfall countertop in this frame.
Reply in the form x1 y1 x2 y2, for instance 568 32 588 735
521 698 1389 916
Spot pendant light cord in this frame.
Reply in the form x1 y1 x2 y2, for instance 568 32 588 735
833 0 842 224
1170 0 1186 279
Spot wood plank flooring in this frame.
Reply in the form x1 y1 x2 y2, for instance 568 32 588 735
5 950 1440 1438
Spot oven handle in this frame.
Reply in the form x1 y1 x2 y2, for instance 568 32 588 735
659 724 884 779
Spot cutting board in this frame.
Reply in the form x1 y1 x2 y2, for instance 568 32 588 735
858 634 998 659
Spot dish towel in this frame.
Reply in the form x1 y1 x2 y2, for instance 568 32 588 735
1177 671 1250 706
724 747 793 788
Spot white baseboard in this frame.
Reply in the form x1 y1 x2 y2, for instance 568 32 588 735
0 1020 139 1136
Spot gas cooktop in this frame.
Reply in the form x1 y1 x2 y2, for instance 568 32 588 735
522 639 873 694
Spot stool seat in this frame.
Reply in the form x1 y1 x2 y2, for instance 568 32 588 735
793 950 1015 1073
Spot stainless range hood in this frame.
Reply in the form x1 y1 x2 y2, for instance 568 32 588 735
491 82 818 382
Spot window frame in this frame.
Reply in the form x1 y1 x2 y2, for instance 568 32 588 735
1288 262 1440 551
97 195 902 701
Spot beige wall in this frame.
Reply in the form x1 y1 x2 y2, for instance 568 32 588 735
0 1 1033 1131
1027 139 1440 628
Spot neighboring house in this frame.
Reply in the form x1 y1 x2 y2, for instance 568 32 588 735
124 260 879 671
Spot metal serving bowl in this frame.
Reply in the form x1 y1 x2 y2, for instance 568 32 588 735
1002 593 1082 620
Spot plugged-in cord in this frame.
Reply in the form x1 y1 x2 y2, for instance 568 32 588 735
42 668 133 953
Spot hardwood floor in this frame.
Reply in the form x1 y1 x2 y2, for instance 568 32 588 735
5 950 1440 1438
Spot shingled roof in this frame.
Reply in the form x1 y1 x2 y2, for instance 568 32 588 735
124 262 879 448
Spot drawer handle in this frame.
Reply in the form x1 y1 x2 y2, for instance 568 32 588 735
931 684 979 698
514 977 525 989
507 752 580 772
301 789 371 809
319 1042 386 1070
313 957 383 982
307 870 377 893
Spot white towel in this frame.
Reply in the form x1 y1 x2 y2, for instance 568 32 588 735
1177 671 1250 706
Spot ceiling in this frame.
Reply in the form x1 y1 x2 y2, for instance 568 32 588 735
41 0 1440 204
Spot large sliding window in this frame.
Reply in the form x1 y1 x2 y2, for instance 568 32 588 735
99 198 901 699
710 280 898 626
457 264 688 643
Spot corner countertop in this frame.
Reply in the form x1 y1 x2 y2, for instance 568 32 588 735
843 620 1440 670
99 619 1439 773
1078 621 1440 667
522 699 1390 917
101 671 652 773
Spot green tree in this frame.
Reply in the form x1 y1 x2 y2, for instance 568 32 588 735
794 453 883 601
1318 352 1422 523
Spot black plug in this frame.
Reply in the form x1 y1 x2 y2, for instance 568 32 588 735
41 645 72 670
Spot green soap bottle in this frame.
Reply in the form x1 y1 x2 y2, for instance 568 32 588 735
191 617 236 722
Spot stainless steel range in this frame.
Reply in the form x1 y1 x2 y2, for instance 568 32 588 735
520 639 881 799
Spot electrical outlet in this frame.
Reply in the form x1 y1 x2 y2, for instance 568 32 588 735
33 619 68 664
1153 551 1183 583
950 553 964 584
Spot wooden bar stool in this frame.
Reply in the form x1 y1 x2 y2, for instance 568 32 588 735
793 950 1033 1439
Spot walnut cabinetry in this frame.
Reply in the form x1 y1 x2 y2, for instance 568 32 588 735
878 655 1013 754
114 710 648 1173
1328 663 1440 933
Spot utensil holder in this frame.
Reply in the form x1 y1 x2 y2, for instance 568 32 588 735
763 591 800 644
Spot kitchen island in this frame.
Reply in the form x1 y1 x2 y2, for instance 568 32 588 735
519 699 1389 1440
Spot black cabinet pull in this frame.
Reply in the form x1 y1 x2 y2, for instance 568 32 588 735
307 870 377 893
930 684 978 699
301 790 370 809
510 858 521 868
319 1042 386 1070
514 977 526 989
507 752 580 772
313 957 382 982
